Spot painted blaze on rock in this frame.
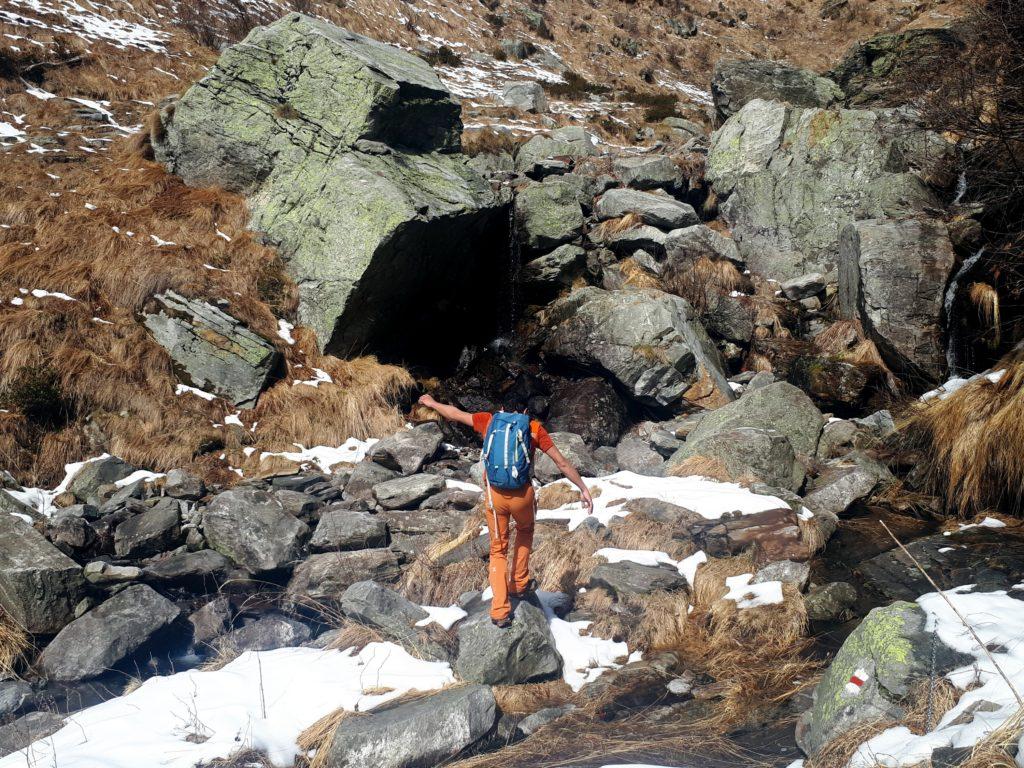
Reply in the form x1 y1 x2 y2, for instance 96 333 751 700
153 14 507 365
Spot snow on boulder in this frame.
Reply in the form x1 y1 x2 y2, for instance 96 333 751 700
152 14 507 364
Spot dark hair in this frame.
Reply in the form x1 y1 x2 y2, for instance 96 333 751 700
500 392 530 412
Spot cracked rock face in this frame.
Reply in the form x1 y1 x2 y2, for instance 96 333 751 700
706 98 950 282
143 290 280 407
153 14 507 363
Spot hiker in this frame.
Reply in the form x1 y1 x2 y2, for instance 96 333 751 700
417 393 594 628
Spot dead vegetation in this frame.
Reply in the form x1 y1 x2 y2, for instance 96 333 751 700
0 608 30 679
899 342 1024 515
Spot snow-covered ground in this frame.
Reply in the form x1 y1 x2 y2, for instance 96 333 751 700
0 643 455 768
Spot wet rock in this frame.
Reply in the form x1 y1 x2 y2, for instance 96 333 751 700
189 596 234 646
542 287 733 409
668 427 805 491
310 508 388 552
521 244 585 303
546 377 629 447
589 561 687 596
859 529 1024 602
163 469 206 500
515 126 598 175
143 549 231 586
516 178 585 252
706 99 948 282
454 601 561 684
613 155 683 192
803 453 894 517
38 584 182 682
369 423 443 475
804 581 857 622
287 549 402 603
373 474 446 510
796 601 973 757
838 217 956 382
0 681 33 718
326 684 496 768
113 501 181 559
595 188 699 230
534 432 600 484
67 456 135 502
216 614 310 653
664 224 742 265
83 561 142 585
340 581 448 661
501 81 548 112
0 711 66 759
0 515 85 634
203 488 309 574
711 59 842 122
615 437 665 476
685 381 823 456
690 507 806 560
153 14 505 360
753 560 810 590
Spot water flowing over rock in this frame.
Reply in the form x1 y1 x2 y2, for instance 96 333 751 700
838 217 956 382
711 58 843 122
143 290 281 408
542 287 734 409
152 14 507 364
706 98 948 282
0 515 85 635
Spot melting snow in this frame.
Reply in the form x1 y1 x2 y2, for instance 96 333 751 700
850 587 1024 767
175 383 218 401
0 644 454 768
276 319 296 344
0 0 169 51
944 517 1007 536
258 438 378 473
415 605 468 630
722 573 784 609
293 367 332 387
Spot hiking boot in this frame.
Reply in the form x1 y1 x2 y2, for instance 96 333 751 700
491 615 513 629
509 578 538 601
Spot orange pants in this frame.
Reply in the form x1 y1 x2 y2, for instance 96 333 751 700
484 484 536 621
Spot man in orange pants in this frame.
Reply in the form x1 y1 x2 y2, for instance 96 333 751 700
418 393 594 627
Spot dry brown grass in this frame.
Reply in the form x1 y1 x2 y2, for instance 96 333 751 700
492 680 575 715
969 281 1001 348
663 255 745 310
399 556 488 607
321 620 387 652
197 749 274 768
618 257 663 289
812 319 898 390
586 589 691 650
529 523 605 593
537 482 580 510
804 719 896 768
666 455 736 483
899 344 1024 515
295 707 364 768
0 608 30 679
593 212 644 240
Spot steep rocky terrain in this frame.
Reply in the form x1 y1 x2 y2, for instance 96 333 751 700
1 0 1024 767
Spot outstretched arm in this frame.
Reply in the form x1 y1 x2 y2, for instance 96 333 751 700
544 445 594 514
418 394 474 427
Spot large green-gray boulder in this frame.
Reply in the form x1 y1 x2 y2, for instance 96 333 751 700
0 515 84 634
829 26 962 107
711 58 843 122
796 601 972 757
838 217 956 382
514 125 598 174
143 291 280 408
667 427 805 491
515 179 585 252
683 381 823 456
705 98 948 282
153 14 506 359
541 287 734 409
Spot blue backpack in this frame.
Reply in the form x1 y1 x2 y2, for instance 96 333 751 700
482 412 532 490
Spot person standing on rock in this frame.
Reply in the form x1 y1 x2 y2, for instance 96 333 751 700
417 393 594 628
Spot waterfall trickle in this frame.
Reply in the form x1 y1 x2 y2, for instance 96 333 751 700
944 246 985 376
